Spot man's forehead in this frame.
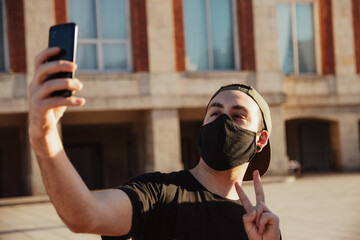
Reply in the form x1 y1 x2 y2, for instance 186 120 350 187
208 90 259 112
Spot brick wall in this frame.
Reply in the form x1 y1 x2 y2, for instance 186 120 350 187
352 0 360 74
53 0 67 24
6 0 27 73
130 0 149 72
173 0 185 72
237 0 256 71
319 0 335 75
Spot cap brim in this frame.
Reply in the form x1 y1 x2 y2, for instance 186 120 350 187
243 141 271 181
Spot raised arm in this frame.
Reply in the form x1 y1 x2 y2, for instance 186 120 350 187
28 47 132 236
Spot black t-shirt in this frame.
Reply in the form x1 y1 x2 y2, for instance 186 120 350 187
102 170 248 240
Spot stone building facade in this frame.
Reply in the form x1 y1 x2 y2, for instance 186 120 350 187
0 0 359 198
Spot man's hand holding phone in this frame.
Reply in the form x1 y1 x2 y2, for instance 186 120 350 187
28 47 85 156
28 22 85 154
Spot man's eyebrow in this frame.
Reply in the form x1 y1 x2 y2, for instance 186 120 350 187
208 102 224 109
208 103 250 114
232 105 249 112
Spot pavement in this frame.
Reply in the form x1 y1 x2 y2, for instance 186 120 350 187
0 172 360 240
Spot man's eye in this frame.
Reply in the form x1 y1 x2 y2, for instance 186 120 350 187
233 114 246 120
211 112 219 117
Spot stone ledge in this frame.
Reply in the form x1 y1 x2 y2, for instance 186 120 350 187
0 195 50 207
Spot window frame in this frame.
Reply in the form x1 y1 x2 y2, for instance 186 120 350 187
277 0 322 75
69 0 133 73
183 0 240 72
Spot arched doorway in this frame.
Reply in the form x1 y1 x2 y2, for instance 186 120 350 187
286 118 341 173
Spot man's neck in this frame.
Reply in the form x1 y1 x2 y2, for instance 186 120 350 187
189 159 248 200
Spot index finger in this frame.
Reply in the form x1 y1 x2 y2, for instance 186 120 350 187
235 182 253 213
253 170 265 204
34 47 61 70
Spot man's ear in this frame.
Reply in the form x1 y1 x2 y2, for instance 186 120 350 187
256 130 269 153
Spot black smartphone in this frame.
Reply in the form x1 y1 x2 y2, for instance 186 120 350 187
47 22 78 97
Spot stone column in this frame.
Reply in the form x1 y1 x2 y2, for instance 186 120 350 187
332 0 356 76
252 0 283 92
332 0 360 96
146 0 175 73
267 105 288 177
338 115 360 171
145 0 181 96
23 0 55 77
146 109 183 173
252 0 288 177
24 0 55 195
332 0 360 172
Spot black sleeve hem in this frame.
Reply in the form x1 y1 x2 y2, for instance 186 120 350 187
101 187 142 240
117 186 143 239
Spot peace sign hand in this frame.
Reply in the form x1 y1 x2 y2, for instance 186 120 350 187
235 170 281 240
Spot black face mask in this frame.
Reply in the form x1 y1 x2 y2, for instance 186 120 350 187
197 114 257 171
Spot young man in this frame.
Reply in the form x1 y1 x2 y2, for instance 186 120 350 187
28 47 281 240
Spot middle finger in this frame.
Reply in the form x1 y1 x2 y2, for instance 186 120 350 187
253 170 265 204
33 60 77 87
254 201 270 228
36 78 83 99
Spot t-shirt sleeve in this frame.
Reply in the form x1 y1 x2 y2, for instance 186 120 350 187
117 172 164 239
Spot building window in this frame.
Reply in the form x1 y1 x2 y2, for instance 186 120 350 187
0 0 8 72
67 0 132 72
277 2 316 75
183 0 239 71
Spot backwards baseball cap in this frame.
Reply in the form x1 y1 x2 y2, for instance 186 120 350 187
207 84 272 181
